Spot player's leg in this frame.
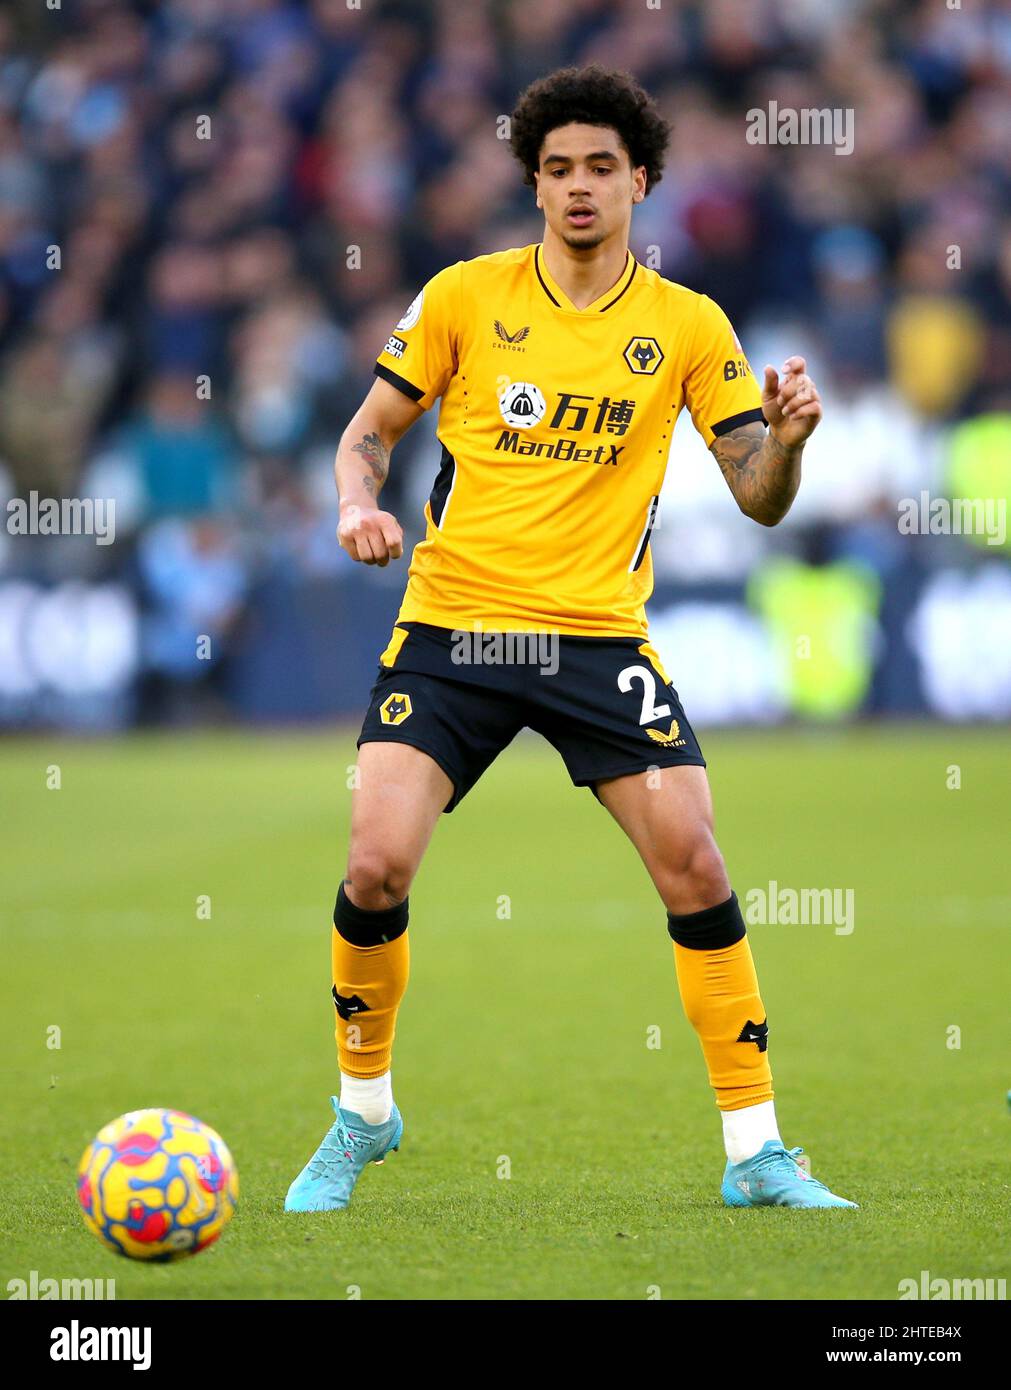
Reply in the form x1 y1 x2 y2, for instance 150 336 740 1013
332 740 451 1123
596 764 773 1126
345 740 452 909
285 741 450 1213
286 628 525 1212
535 635 856 1208
597 764 856 1208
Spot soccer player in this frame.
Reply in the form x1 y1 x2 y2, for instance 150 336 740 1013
285 66 856 1212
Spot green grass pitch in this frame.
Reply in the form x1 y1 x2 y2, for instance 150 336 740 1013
2 726 1008 1300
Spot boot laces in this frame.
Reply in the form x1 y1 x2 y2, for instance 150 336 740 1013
753 1144 829 1191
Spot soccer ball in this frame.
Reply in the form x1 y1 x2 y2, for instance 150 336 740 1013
76 1108 238 1261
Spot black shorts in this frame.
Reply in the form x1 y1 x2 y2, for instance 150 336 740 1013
357 621 706 812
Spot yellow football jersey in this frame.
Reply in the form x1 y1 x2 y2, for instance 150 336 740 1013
374 243 763 637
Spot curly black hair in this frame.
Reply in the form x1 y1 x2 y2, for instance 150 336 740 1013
509 65 670 195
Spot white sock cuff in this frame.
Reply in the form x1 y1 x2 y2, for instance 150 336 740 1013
339 1070 393 1126
721 1099 781 1165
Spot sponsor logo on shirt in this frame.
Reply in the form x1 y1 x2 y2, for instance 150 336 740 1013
493 320 530 350
498 380 546 428
396 291 423 332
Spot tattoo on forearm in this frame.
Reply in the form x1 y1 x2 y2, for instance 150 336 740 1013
710 421 802 525
351 431 390 497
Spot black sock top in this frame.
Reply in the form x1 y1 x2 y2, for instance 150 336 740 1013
333 882 409 946
667 891 745 950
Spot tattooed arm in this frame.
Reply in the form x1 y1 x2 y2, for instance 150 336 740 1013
710 421 802 526
335 377 424 566
710 356 822 527
349 430 390 501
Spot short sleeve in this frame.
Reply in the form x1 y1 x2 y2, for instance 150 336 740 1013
374 263 461 410
682 294 765 448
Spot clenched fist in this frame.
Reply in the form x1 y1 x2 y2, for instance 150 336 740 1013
338 503 404 567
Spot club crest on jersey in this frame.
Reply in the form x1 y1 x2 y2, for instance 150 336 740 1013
396 291 423 332
493 320 530 348
380 692 413 725
623 336 664 375
498 380 546 429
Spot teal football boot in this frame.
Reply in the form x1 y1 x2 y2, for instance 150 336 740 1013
284 1097 403 1212
722 1141 858 1209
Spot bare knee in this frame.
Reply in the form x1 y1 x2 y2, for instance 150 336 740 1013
344 845 414 910
657 832 731 915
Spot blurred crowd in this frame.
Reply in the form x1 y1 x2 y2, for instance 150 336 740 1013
0 0 1009 719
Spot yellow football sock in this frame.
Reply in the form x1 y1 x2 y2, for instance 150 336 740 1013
668 892 774 1111
331 884 410 1079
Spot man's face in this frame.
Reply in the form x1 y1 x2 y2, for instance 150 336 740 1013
534 122 646 250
